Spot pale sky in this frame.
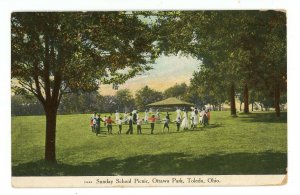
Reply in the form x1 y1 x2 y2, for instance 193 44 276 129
99 54 200 96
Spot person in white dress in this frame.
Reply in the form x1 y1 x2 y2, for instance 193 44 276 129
176 108 181 120
144 109 149 124
155 109 160 123
117 117 124 134
190 108 196 129
180 110 189 130
123 112 128 124
199 108 206 125
115 110 120 123
193 108 199 129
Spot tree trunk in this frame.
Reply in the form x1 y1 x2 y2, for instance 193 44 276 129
251 103 254 111
274 81 281 117
243 83 249 114
45 105 58 163
230 83 237 116
239 101 242 111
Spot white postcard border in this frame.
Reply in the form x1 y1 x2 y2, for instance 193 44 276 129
12 175 287 188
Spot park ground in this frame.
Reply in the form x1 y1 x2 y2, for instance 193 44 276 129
11 111 287 176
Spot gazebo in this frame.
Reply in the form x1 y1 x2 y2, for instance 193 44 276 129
146 97 194 109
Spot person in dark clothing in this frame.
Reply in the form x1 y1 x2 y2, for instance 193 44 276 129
203 113 208 126
95 114 104 136
126 113 133 134
133 111 137 124
175 117 181 131
163 113 170 133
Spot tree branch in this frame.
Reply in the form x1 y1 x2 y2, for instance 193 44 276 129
18 80 37 96
51 44 63 107
43 32 51 102
33 61 46 105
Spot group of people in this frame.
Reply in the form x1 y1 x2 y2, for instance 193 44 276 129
89 108 211 136
178 107 211 131
90 113 113 136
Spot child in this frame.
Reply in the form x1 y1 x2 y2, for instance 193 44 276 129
190 108 197 130
190 116 195 130
175 117 181 131
117 116 123 134
144 109 149 124
148 115 156 134
115 110 120 123
123 112 128 124
199 109 206 125
103 115 107 127
92 117 97 133
155 110 160 123
162 114 170 133
206 109 211 125
176 107 181 120
96 114 104 136
194 108 199 128
126 113 133 134
202 112 208 126
136 118 143 134
106 116 114 134
90 117 94 132
133 111 137 124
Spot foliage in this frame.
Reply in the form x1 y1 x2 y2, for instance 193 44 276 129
189 66 228 108
58 91 100 114
115 89 135 113
135 86 163 110
156 10 287 115
11 12 159 106
163 83 188 100
11 12 161 162
11 95 44 116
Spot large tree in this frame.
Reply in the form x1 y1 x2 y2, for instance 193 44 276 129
156 11 244 116
58 91 101 114
11 12 159 163
163 83 188 100
135 86 164 110
115 89 135 113
156 11 286 117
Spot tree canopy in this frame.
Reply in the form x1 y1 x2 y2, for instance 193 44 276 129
156 10 286 116
11 12 160 163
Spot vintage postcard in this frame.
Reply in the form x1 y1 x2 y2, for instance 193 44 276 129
11 10 287 187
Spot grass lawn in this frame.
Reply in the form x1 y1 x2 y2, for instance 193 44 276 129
11 111 287 176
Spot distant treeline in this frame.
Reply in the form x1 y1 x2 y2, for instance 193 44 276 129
11 83 287 116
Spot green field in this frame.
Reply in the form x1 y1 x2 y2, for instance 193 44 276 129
11 111 287 176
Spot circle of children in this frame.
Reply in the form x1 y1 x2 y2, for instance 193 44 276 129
90 107 211 136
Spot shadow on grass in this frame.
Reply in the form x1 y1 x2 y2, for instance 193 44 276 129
12 151 287 176
238 112 287 123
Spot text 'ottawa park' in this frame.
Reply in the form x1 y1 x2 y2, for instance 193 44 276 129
92 177 221 185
